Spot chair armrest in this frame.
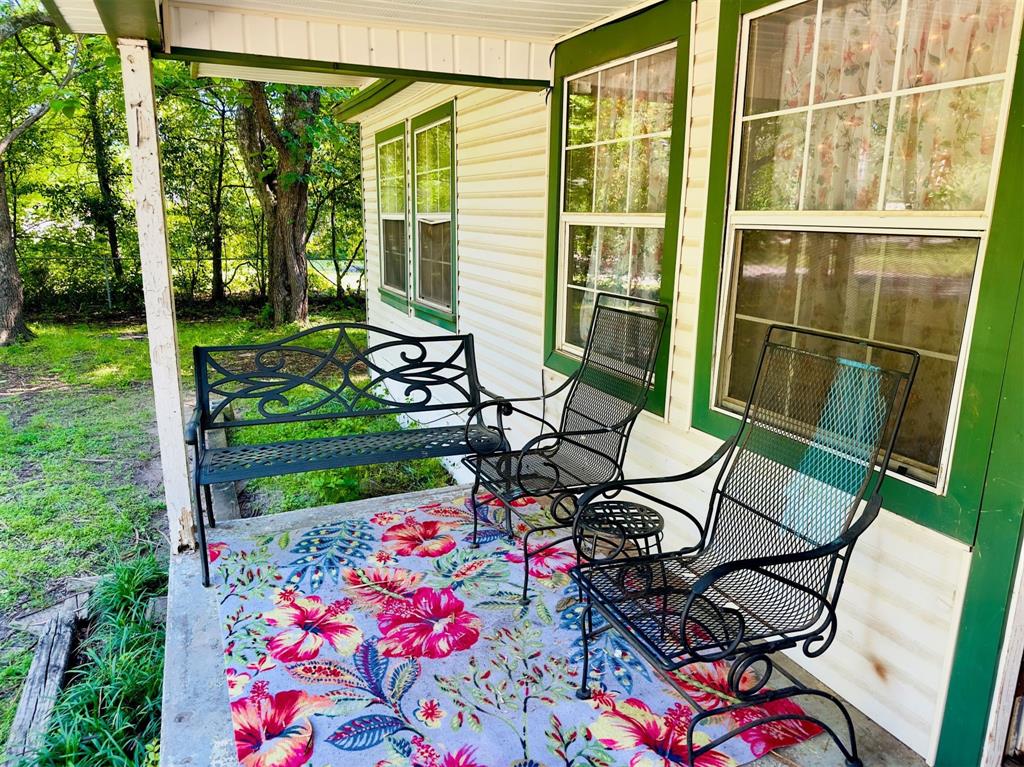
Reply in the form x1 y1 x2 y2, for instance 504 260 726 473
690 493 882 597
575 436 737 510
184 405 202 446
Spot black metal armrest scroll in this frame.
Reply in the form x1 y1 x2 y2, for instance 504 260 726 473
184 405 202 446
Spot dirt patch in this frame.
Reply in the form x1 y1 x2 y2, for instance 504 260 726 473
0 364 72 402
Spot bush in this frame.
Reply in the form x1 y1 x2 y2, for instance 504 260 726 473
26 556 167 767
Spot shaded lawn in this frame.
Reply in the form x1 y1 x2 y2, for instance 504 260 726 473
0 310 453 742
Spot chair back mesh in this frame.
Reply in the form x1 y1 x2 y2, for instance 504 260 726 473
702 327 916 630
557 294 668 475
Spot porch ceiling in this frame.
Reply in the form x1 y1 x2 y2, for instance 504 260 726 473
45 0 666 88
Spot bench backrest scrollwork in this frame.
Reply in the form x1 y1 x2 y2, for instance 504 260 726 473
193 323 485 430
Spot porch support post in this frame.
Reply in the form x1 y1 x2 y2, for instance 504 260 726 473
117 38 197 552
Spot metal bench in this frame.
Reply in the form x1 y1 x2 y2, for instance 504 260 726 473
570 325 919 766
185 323 504 586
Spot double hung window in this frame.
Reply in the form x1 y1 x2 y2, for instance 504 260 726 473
375 102 456 330
716 0 1020 486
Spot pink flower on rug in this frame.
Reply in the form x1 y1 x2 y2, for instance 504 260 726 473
371 511 402 526
377 587 482 659
208 542 229 563
441 746 482 767
341 566 424 613
246 654 277 674
231 684 332 767
414 698 447 729
504 544 576 578
382 519 458 558
733 696 822 757
225 667 251 697
588 693 736 767
264 591 362 663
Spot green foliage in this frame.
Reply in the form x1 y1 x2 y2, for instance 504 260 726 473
26 556 168 767
0 642 32 743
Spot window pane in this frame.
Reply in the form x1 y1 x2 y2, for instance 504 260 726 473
378 139 405 215
596 226 630 293
594 141 629 213
815 0 899 104
885 81 1003 211
901 0 1016 89
567 225 597 288
565 286 596 347
743 0 817 116
634 48 676 135
568 74 599 145
597 60 635 141
382 219 406 292
720 230 979 484
565 146 595 212
737 112 806 210
417 220 451 310
630 228 663 300
804 98 889 210
628 136 671 213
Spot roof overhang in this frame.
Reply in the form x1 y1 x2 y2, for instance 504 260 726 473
43 0 668 101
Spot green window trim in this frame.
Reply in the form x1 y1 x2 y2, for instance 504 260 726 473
691 0 1024 546
375 121 409 308
543 0 693 417
411 101 457 333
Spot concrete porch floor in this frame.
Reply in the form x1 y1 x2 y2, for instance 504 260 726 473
160 485 927 767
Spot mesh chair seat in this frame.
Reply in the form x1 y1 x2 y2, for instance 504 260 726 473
470 446 619 498
573 543 823 669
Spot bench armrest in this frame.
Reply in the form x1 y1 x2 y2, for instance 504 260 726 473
184 405 203 446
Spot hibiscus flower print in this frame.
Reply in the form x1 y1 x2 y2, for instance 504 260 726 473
377 587 482 659
370 510 402 526
414 697 447 728
505 544 576 579
382 518 458 558
263 590 362 663
208 542 229 563
225 667 251 697
441 746 482 767
371 549 396 565
231 683 331 767
588 692 736 767
341 566 424 614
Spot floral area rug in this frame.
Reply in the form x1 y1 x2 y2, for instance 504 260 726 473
210 492 821 767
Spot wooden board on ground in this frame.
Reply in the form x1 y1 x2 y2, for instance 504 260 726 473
3 615 75 763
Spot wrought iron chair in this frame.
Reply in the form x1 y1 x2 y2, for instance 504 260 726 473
570 325 918 766
462 292 668 604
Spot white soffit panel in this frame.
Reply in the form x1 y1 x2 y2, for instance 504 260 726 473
169 0 655 41
49 0 105 34
194 62 375 87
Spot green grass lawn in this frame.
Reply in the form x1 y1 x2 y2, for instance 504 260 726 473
0 308 452 747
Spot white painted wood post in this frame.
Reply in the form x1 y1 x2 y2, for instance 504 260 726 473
118 39 197 553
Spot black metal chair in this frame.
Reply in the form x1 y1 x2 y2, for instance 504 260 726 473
570 325 918 767
462 292 668 604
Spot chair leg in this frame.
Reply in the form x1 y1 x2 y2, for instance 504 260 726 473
470 475 482 548
519 528 532 605
203 484 215 529
684 687 861 767
193 475 211 588
575 598 592 700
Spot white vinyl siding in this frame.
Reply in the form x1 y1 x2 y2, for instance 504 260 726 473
353 4 977 757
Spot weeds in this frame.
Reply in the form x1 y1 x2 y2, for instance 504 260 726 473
27 556 167 767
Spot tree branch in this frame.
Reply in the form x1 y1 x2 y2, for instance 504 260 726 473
0 40 80 157
0 11 53 47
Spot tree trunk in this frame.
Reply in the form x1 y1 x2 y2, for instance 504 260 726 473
330 195 342 299
0 162 32 345
210 106 227 302
86 84 122 280
235 82 318 325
